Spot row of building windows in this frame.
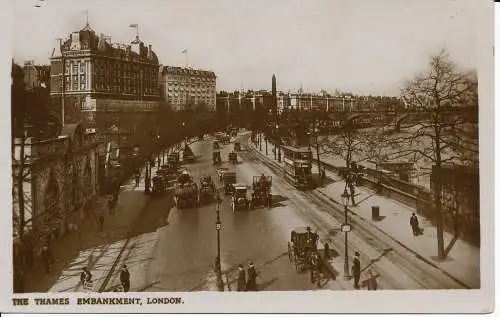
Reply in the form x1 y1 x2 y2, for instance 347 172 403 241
64 59 157 82
166 75 214 82
168 96 214 103
167 87 213 93
63 74 159 95
167 82 214 89
168 92 213 97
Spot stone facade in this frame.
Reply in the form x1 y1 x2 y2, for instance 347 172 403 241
160 66 216 112
49 23 160 132
12 122 100 247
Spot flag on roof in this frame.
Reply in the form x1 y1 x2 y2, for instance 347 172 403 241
129 24 138 28
181 49 187 54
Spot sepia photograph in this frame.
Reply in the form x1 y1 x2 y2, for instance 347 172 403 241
2 0 494 313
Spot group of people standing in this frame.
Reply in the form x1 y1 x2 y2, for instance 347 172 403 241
237 262 258 291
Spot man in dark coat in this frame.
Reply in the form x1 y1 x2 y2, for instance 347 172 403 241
410 213 420 236
120 265 130 292
246 262 257 291
98 213 105 231
237 264 246 291
324 243 331 260
352 252 361 289
135 171 141 187
41 245 51 273
107 195 116 215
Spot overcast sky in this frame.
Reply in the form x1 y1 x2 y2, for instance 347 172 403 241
12 0 481 95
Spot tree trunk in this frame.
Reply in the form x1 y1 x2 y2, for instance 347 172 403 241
433 174 445 259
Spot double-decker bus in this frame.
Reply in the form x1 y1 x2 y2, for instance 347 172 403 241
282 145 313 189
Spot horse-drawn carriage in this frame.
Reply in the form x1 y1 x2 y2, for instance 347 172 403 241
288 227 321 284
231 184 250 212
228 152 238 164
198 175 215 204
250 175 272 208
222 171 237 195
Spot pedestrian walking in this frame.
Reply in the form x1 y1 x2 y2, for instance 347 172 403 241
237 264 246 291
352 251 361 289
135 171 141 187
107 195 116 215
120 265 130 292
98 213 105 231
246 261 257 291
41 244 51 273
410 213 421 236
324 243 330 260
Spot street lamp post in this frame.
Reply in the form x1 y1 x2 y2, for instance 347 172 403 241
259 130 262 151
275 124 281 162
215 194 223 291
144 158 151 194
314 122 322 186
341 189 351 280
265 129 268 155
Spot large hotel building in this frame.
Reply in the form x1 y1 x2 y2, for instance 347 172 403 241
160 66 216 112
50 23 161 149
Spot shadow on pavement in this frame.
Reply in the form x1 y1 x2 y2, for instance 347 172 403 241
258 277 279 291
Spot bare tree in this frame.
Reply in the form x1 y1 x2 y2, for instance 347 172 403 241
396 51 479 258
320 123 375 205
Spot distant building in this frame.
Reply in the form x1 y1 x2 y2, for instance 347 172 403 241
22 61 50 91
49 23 161 154
160 66 216 112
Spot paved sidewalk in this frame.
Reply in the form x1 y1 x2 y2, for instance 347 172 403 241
250 133 480 289
24 163 159 293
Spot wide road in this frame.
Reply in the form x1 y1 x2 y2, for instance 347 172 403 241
141 136 320 292
130 131 464 292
